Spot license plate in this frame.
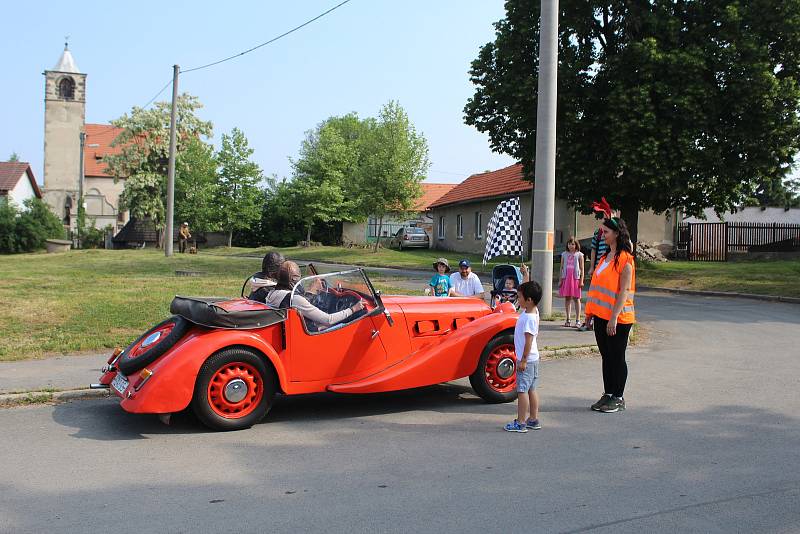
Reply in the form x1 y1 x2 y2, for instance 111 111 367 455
413 236 423 240
111 373 129 395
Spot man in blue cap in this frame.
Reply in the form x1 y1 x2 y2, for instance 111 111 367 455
449 259 485 300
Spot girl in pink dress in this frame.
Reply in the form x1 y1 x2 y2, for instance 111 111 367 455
559 237 585 327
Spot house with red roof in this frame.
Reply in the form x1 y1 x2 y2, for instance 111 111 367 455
341 183 455 246
428 163 675 255
0 162 42 206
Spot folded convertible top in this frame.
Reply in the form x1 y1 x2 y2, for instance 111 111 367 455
170 296 286 329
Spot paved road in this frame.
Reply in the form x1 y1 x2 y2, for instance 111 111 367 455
1 292 798 533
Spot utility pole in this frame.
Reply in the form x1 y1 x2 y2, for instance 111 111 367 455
530 0 559 317
165 65 179 256
78 131 86 249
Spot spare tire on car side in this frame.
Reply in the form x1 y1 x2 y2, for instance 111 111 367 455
117 316 190 376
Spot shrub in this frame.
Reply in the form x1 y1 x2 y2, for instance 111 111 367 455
0 200 18 253
0 198 66 253
82 222 112 249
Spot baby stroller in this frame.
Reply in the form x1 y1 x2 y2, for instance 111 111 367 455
490 264 524 309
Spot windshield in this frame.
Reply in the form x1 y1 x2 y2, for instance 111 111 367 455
292 269 377 307
406 227 426 234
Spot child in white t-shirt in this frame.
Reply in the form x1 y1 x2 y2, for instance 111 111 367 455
504 280 543 433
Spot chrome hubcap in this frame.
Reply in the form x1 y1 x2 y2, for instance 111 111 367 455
224 378 248 403
141 331 162 348
496 357 516 379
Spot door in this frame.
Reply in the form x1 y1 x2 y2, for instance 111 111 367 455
286 270 387 382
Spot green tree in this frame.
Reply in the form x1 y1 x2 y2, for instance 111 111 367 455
358 101 429 251
175 137 219 239
7 153 19 162
289 114 366 244
215 128 263 247
105 94 213 246
465 0 800 243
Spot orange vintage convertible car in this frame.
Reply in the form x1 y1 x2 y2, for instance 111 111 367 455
93 268 519 431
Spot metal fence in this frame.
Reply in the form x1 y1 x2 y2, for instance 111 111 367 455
677 222 800 261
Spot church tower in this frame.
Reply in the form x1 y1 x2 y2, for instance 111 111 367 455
43 42 86 229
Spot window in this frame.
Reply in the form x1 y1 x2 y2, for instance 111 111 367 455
456 214 463 239
437 216 445 239
58 77 75 100
474 212 483 240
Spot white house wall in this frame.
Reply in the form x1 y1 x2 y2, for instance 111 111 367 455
9 172 37 207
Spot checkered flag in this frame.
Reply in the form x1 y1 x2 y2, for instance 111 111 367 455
483 197 523 265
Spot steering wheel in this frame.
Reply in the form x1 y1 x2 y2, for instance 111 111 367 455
334 295 358 313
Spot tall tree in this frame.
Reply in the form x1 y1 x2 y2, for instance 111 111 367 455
215 128 263 247
289 114 365 244
358 101 429 251
175 137 219 240
105 94 213 246
7 153 19 162
465 0 800 243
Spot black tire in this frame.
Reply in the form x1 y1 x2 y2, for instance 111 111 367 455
117 316 190 375
469 333 518 404
192 347 277 431
398 242 403 251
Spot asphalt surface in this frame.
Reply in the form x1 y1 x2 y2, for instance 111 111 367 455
1 291 799 533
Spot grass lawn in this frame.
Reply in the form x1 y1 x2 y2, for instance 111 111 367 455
636 259 800 298
0 249 415 361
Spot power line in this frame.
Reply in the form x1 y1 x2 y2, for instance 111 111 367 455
182 0 352 74
141 78 173 109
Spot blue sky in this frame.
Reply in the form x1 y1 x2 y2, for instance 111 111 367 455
0 1 516 185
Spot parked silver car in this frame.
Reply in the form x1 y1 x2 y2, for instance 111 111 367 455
389 227 430 250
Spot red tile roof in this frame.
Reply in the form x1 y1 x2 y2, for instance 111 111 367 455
0 162 42 198
428 163 531 208
415 183 456 211
84 124 125 177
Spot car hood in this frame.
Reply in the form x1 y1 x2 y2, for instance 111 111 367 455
381 295 491 314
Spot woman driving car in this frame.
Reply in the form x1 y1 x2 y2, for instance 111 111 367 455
266 261 365 329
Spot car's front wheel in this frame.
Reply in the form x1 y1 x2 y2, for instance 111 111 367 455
192 348 277 431
469 333 517 403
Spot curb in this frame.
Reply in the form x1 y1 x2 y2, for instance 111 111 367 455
0 388 110 407
638 285 800 304
540 346 598 359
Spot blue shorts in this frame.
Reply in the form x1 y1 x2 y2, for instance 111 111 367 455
516 361 539 393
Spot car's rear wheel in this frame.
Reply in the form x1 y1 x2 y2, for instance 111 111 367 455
192 348 276 431
469 334 517 403
117 316 190 376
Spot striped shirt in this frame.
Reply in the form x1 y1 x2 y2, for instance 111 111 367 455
590 230 609 267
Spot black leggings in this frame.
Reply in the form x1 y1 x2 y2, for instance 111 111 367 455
593 318 633 397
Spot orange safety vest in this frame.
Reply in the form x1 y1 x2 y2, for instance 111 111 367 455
585 250 636 323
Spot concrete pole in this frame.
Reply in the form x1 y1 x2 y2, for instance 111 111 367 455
78 131 86 248
530 0 559 317
165 65 179 257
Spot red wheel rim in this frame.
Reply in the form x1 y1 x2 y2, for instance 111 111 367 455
126 322 176 359
207 362 264 419
484 344 516 393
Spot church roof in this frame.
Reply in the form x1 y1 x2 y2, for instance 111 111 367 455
52 44 81 73
0 162 43 198
84 124 125 177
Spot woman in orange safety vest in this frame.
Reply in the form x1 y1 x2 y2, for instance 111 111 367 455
584 217 636 414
